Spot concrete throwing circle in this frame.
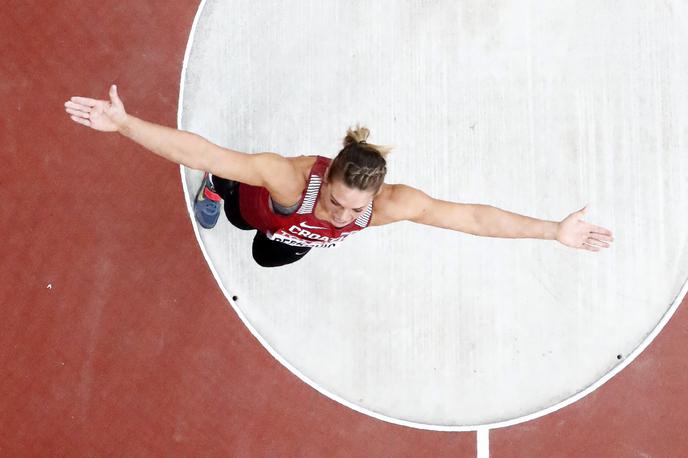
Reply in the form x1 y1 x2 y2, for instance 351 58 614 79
179 0 688 429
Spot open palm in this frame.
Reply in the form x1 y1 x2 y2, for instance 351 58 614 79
556 205 614 252
64 85 128 132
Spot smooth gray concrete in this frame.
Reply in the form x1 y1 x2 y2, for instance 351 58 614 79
180 0 688 427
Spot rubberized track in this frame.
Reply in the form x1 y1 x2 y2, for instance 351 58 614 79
2 1 687 455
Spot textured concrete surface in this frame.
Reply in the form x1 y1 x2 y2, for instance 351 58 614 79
5 0 688 456
1 1 477 455
181 0 688 427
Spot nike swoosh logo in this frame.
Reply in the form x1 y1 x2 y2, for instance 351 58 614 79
301 223 327 229
300 222 327 230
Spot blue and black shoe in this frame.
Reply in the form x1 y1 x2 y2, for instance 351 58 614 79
194 172 222 229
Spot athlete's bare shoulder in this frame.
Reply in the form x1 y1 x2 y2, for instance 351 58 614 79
265 154 317 207
370 183 430 227
257 154 303 206
369 183 398 227
286 155 318 181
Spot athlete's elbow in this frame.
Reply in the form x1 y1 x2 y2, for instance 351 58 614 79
443 203 483 236
468 204 495 237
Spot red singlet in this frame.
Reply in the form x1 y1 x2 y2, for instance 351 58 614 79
238 155 373 248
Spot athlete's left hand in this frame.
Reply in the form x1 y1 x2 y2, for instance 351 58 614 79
556 205 614 252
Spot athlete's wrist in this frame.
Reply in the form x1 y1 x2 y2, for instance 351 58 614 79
116 113 135 135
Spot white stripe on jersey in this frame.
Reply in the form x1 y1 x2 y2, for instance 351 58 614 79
297 175 321 214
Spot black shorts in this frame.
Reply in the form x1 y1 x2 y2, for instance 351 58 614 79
211 175 311 268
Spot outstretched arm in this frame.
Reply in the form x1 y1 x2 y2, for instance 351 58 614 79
63 85 300 189
65 84 220 170
473 203 616 252
377 185 614 252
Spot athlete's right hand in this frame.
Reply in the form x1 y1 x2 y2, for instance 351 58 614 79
64 84 128 132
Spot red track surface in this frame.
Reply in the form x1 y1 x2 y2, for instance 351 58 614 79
2 1 686 455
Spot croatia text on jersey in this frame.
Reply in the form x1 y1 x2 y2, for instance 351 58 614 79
266 225 356 248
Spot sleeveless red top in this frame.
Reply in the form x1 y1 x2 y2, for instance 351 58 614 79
238 155 374 249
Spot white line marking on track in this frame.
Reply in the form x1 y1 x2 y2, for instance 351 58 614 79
176 0 688 435
477 428 489 458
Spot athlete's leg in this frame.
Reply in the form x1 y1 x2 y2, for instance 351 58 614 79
251 232 311 267
210 174 254 231
211 175 310 266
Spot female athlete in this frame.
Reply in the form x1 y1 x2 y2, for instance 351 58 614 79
64 85 614 267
